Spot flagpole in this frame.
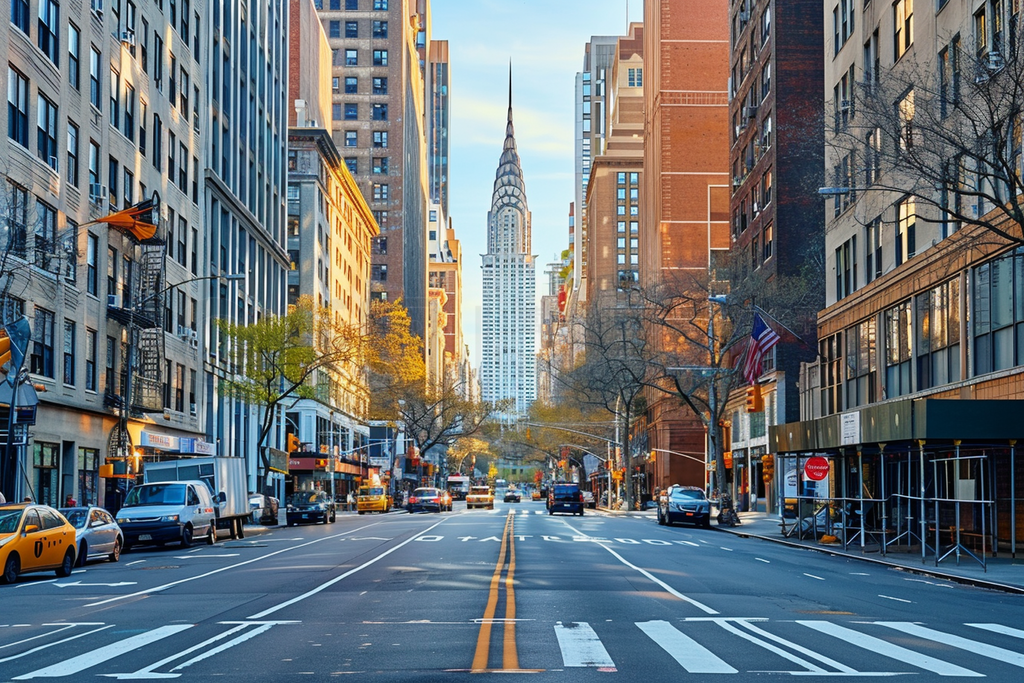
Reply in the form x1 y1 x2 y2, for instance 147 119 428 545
753 305 816 354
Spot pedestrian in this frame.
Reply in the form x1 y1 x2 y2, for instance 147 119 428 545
65 494 77 507
346 491 355 512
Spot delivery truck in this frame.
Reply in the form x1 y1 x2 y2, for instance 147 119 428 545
143 456 251 539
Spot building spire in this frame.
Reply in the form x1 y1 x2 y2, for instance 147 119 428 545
508 60 513 122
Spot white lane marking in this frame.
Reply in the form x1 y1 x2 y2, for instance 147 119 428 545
554 622 615 668
875 622 1024 669
125 560 146 566
798 621 982 677
878 595 913 604
636 620 736 673
0 625 112 662
53 581 137 588
904 578 954 588
734 619 859 673
967 623 1024 640
169 623 278 672
85 523 380 607
15 579 57 589
755 558 770 563
719 547 733 552
850 572 870 575
803 573 825 581
172 554 240 559
678 541 700 547
100 623 250 679
560 521 717 615
247 517 449 619
714 619 829 674
13 625 193 679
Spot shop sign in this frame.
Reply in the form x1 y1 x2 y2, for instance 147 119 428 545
804 456 830 481
141 431 179 451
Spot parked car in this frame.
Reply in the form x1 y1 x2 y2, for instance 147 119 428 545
58 506 123 566
466 486 494 510
356 486 391 514
548 483 584 516
286 491 336 525
407 487 450 513
581 491 596 509
248 493 280 525
657 486 711 527
0 504 77 583
504 489 522 503
116 481 218 550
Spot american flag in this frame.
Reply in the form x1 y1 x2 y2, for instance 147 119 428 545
742 313 781 384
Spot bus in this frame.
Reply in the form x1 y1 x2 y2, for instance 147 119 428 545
446 475 470 500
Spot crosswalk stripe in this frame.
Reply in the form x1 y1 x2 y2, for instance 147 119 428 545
554 622 615 668
967 623 1024 640
797 621 982 677
637 620 736 673
875 622 1024 669
734 620 858 673
13 625 194 680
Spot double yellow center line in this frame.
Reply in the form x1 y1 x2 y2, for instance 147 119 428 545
471 511 521 673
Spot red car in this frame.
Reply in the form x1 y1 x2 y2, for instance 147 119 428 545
406 487 451 513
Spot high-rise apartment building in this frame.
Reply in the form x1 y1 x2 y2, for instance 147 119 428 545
427 40 449 217
204 0 291 495
316 0 429 339
481 83 536 415
0 0 210 504
641 0 730 491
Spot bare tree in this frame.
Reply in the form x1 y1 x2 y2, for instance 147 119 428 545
830 25 1024 250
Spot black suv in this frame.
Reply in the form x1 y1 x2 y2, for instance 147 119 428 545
547 483 584 516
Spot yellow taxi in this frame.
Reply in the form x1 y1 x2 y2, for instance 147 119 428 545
0 504 78 584
357 486 391 514
466 486 494 510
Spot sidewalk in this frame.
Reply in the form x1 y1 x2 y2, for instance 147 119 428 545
717 510 1024 594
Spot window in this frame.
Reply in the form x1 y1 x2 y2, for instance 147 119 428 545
105 335 116 394
372 103 388 120
345 0 357 7
864 127 882 185
37 94 58 171
345 76 357 93
865 217 882 283
153 34 163 90
38 0 59 65
345 130 357 146
917 278 961 389
345 103 358 119
177 142 187 192
124 168 133 206
7 67 29 147
896 197 916 266
31 307 55 378
168 54 177 106
345 49 358 66
345 21 358 38
68 24 80 89
108 157 119 210
833 0 854 53
971 252 1024 375
152 115 162 171
332 103 342 121
86 232 98 295
139 101 147 156
90 47 101 109
345 157 357 174
372 264 388 281
627 67 642 87
844 318 877 408
110 69 120 129
372 157 388 174
373 20 387 38
63 320 75 385
85 328 96 391
896 89 915 153
167 131 176 182
373 50 388 66
88 140 100 188
328 20 340 38
373 130 387 147
835 236 857 299
124 85 135 141
35 201 57 272
894 0 914 60
372 183 389 201
179 69 189 116
373 210 388 227
760 62 771 100
884 301 913 398
373 0 387 7
372 77 387 95
762 223 773 262
66 121 80 186
11 0 28 32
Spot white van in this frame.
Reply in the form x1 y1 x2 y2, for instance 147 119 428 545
116 481 218 550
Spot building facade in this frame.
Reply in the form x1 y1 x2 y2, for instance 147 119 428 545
315 0 430 339
480 83 535 415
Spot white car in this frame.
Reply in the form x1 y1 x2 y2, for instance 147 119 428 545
582 490 596 509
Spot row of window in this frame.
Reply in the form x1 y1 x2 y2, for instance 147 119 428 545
327 19 387 38
334 48 390 67
332 102 388 121
314 0 388 9
333 75 388 95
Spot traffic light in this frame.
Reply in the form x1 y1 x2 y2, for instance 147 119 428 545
649 452 656 464
745 385 764 413
287 432 301 453
0 329 10 375
761 453 775 482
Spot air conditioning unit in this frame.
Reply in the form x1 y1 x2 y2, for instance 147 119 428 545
743 105 758 119
90 0 102 13
189 336 199 349
732 176 744 187
89 184 108 203
986 51 1004 72
108 293 122 309
120 31 136 47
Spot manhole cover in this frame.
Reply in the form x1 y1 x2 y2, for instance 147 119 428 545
136 566 180 570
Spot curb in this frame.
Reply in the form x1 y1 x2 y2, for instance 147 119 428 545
713 524 1024 595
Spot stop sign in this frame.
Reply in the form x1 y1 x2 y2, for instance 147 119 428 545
804 456 830 481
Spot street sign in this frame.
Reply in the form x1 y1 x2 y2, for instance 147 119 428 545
804 456 830 481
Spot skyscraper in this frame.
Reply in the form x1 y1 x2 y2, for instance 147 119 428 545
480 76 535 415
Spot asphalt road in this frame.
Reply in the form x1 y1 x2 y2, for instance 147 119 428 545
2 499 1023 681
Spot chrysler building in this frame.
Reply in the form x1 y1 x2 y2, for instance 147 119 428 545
481 74 536 415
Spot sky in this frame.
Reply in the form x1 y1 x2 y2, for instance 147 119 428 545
430 0 645 368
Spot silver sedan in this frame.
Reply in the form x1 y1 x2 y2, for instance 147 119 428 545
59 507 124 566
